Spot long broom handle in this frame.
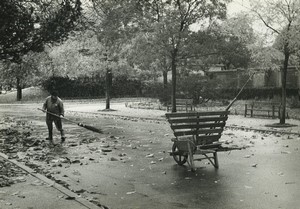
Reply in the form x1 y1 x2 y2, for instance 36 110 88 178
225 72 255 111
37 108 81 125
37 108 103 134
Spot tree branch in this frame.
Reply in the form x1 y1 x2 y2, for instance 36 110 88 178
179 52 220 60
256 12 280 34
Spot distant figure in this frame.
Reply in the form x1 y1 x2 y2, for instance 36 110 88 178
42 90 66 144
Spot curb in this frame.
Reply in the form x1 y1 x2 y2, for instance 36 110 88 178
226 125 300 136
0 152 101 209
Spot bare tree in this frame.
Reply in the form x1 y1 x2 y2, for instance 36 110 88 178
250 0 300 124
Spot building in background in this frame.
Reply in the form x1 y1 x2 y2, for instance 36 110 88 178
206 65 300 90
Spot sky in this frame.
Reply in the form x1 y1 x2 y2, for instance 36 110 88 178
227 0 277 45
191 0 271 40
227 0 251 17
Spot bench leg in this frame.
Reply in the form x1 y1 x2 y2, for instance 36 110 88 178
203 153 219 169
187 141 195 171
213 152 219 169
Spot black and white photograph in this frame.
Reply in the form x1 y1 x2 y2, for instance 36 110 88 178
0 0 300 208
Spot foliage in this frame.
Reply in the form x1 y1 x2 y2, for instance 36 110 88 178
142 82 172 105
126 33 169 82
42 74 142 98
289 95 300 108
0 0 82 100
48 31 104 77
111 74 142 97
90 0 230 112
0 51 51 89
184 28 252 70
0 0 82 62
250 45 283 69
176 74 237 102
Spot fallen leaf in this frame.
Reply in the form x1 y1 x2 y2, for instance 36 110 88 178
146 154 154 158
126 191 136 195
101 149 112 152
278 172 284 176
17 195 25 198
65 196 76 200
285 182 296 184
109 157 118 161
11 191 20 196
75 189 86 193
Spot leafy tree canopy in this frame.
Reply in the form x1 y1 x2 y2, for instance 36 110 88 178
0 0 82 63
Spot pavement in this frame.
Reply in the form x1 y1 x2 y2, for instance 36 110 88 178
0 152 103 209
0 101 300 209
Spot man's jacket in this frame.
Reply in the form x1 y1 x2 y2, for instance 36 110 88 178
43 96 64 117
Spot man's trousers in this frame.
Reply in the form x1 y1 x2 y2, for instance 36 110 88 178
46 114 65 140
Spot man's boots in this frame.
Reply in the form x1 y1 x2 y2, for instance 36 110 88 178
46 137 53 144
60 130 66 144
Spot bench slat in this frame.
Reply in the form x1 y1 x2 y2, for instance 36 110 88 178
167 116 228 124
174 128 224 137
166 111 229 118
250 109 276 112
171 122 226 130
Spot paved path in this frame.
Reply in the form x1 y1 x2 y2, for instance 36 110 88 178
1 102 300 209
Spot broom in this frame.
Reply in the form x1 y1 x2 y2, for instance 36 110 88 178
225 72 255 111
37 108 103 134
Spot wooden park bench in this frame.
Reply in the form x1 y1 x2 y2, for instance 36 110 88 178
244 101 289 119
167 99 194 112
165 111 231 171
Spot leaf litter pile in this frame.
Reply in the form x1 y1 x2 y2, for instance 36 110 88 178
0 115 114 208
0 117 89 188
0 117 32 187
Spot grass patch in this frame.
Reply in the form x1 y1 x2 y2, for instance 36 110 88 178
0 86 48 103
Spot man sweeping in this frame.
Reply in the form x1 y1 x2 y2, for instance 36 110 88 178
42 90 66 144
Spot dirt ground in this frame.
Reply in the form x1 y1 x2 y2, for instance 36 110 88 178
1 101 300 209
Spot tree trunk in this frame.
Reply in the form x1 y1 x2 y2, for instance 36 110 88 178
16 77 22 101
105 69 112 110
163 70 168 89
171 49 178 113
279 49 289 124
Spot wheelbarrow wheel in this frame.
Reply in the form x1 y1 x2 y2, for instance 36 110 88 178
172 143 188 165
